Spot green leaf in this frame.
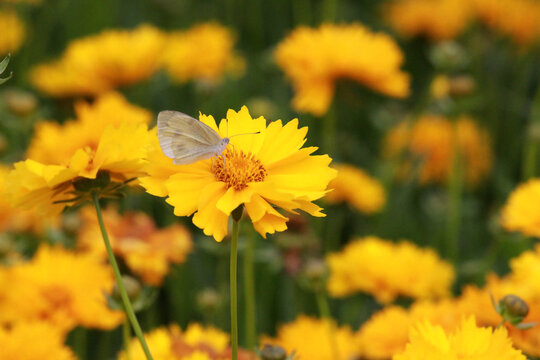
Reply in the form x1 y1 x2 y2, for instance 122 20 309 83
516 322 538 330
0 72 12 85
0 53 10 75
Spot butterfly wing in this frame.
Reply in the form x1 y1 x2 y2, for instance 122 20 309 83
157 111 224 165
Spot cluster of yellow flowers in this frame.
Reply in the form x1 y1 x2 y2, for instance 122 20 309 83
385 0 473 41
325 164 386 214
120 323 252 360
384 115 493 186
78 206 192 286
275 23 410 116
385 0 540 45
30 22 243 97
326 236 454 303
0 10 25 55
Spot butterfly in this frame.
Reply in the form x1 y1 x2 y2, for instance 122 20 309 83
157 110 259 165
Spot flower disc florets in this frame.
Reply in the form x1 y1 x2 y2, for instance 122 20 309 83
212 149 267 191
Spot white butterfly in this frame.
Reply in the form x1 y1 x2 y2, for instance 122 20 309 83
158 110 230 165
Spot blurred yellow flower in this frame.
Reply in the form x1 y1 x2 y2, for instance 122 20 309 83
0 245 124 332
161 23 244 84
501 179 540 239
0 321 75 360
325 164 386 214
0 10 25 55
383 115 493 186
393 317 526 360
327 236 454 303
430 75 451 99
26 92 152 165
262 315 358 360
141 106 336 241
120 323 252 360
7 122 153 215
78 206 192 286
275 23 410 116
474 0 540 45
0 165 58 233
30 25 165 97
385 0 473 41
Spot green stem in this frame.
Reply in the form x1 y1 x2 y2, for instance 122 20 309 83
522 78 540 180
243 229 257 350
230 220 240 360
91 192 154 360
315 290 340 360
123 320 132 360
321 0 338 23
445 149 463 263
322 104 337 157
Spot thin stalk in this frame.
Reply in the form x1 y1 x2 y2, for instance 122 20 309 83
91 192 153 360
230 220 240 360
322 104 337 157
445 149 463 263
315 290 340 360
123 320 132 360
522 78 540 180
243 229 257 350
321 0 338 23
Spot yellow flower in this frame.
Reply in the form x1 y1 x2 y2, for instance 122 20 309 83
326 236 454 303
0 321 75 360
0 10 25 55
275 23 410 116
474 0 540 46
325 164 386 214
0 165 58 233
78 206 192 286
30 25 165 97
262 315 358 360
141 106 336 241
501 179 540 239
161 23 244 84
26 92 152 166
393 317 526 360
430 75 451 99
7 122 152 215
119 323 246 360
385 0 473 41
0 245 124 332
383 115 493 186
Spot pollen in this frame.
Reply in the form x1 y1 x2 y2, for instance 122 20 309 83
212 148 267 191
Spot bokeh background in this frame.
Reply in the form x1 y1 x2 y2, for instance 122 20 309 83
1 0 540 359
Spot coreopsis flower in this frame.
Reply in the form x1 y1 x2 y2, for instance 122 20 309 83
0 321 75 360
474 0 540 46
161 22 244 84
6 94 153 215
325 164 386 214
140 106 336 241
383 115 492 186
275 23 410 116
393 317 526 360
119 323 252 360
30 24 165 97
0 245 124 332
26 92 152 165
78 206 192 286
385 0 473 41
0 10 25 55
0 165 58 233
501 180 540 239
262 315 358 360
326 236 454 303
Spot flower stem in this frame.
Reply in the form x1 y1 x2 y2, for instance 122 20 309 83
123 320 132 360
322 104 337 157
321 0 338 22
445 149 463 264
243 228 257 350
315 290 340 360
230 219 240 360
91 192 153 360
522 79 540 180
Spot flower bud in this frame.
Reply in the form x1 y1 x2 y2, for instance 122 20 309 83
449 76 475 97
112 275 142 303
197 288 222 314
260 344 287 360
500 294 529 319
3 89 38 116
429 41 468 71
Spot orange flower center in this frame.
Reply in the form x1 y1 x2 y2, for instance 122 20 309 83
212 148 267 191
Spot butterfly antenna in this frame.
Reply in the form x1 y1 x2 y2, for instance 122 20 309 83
229 131 261 138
